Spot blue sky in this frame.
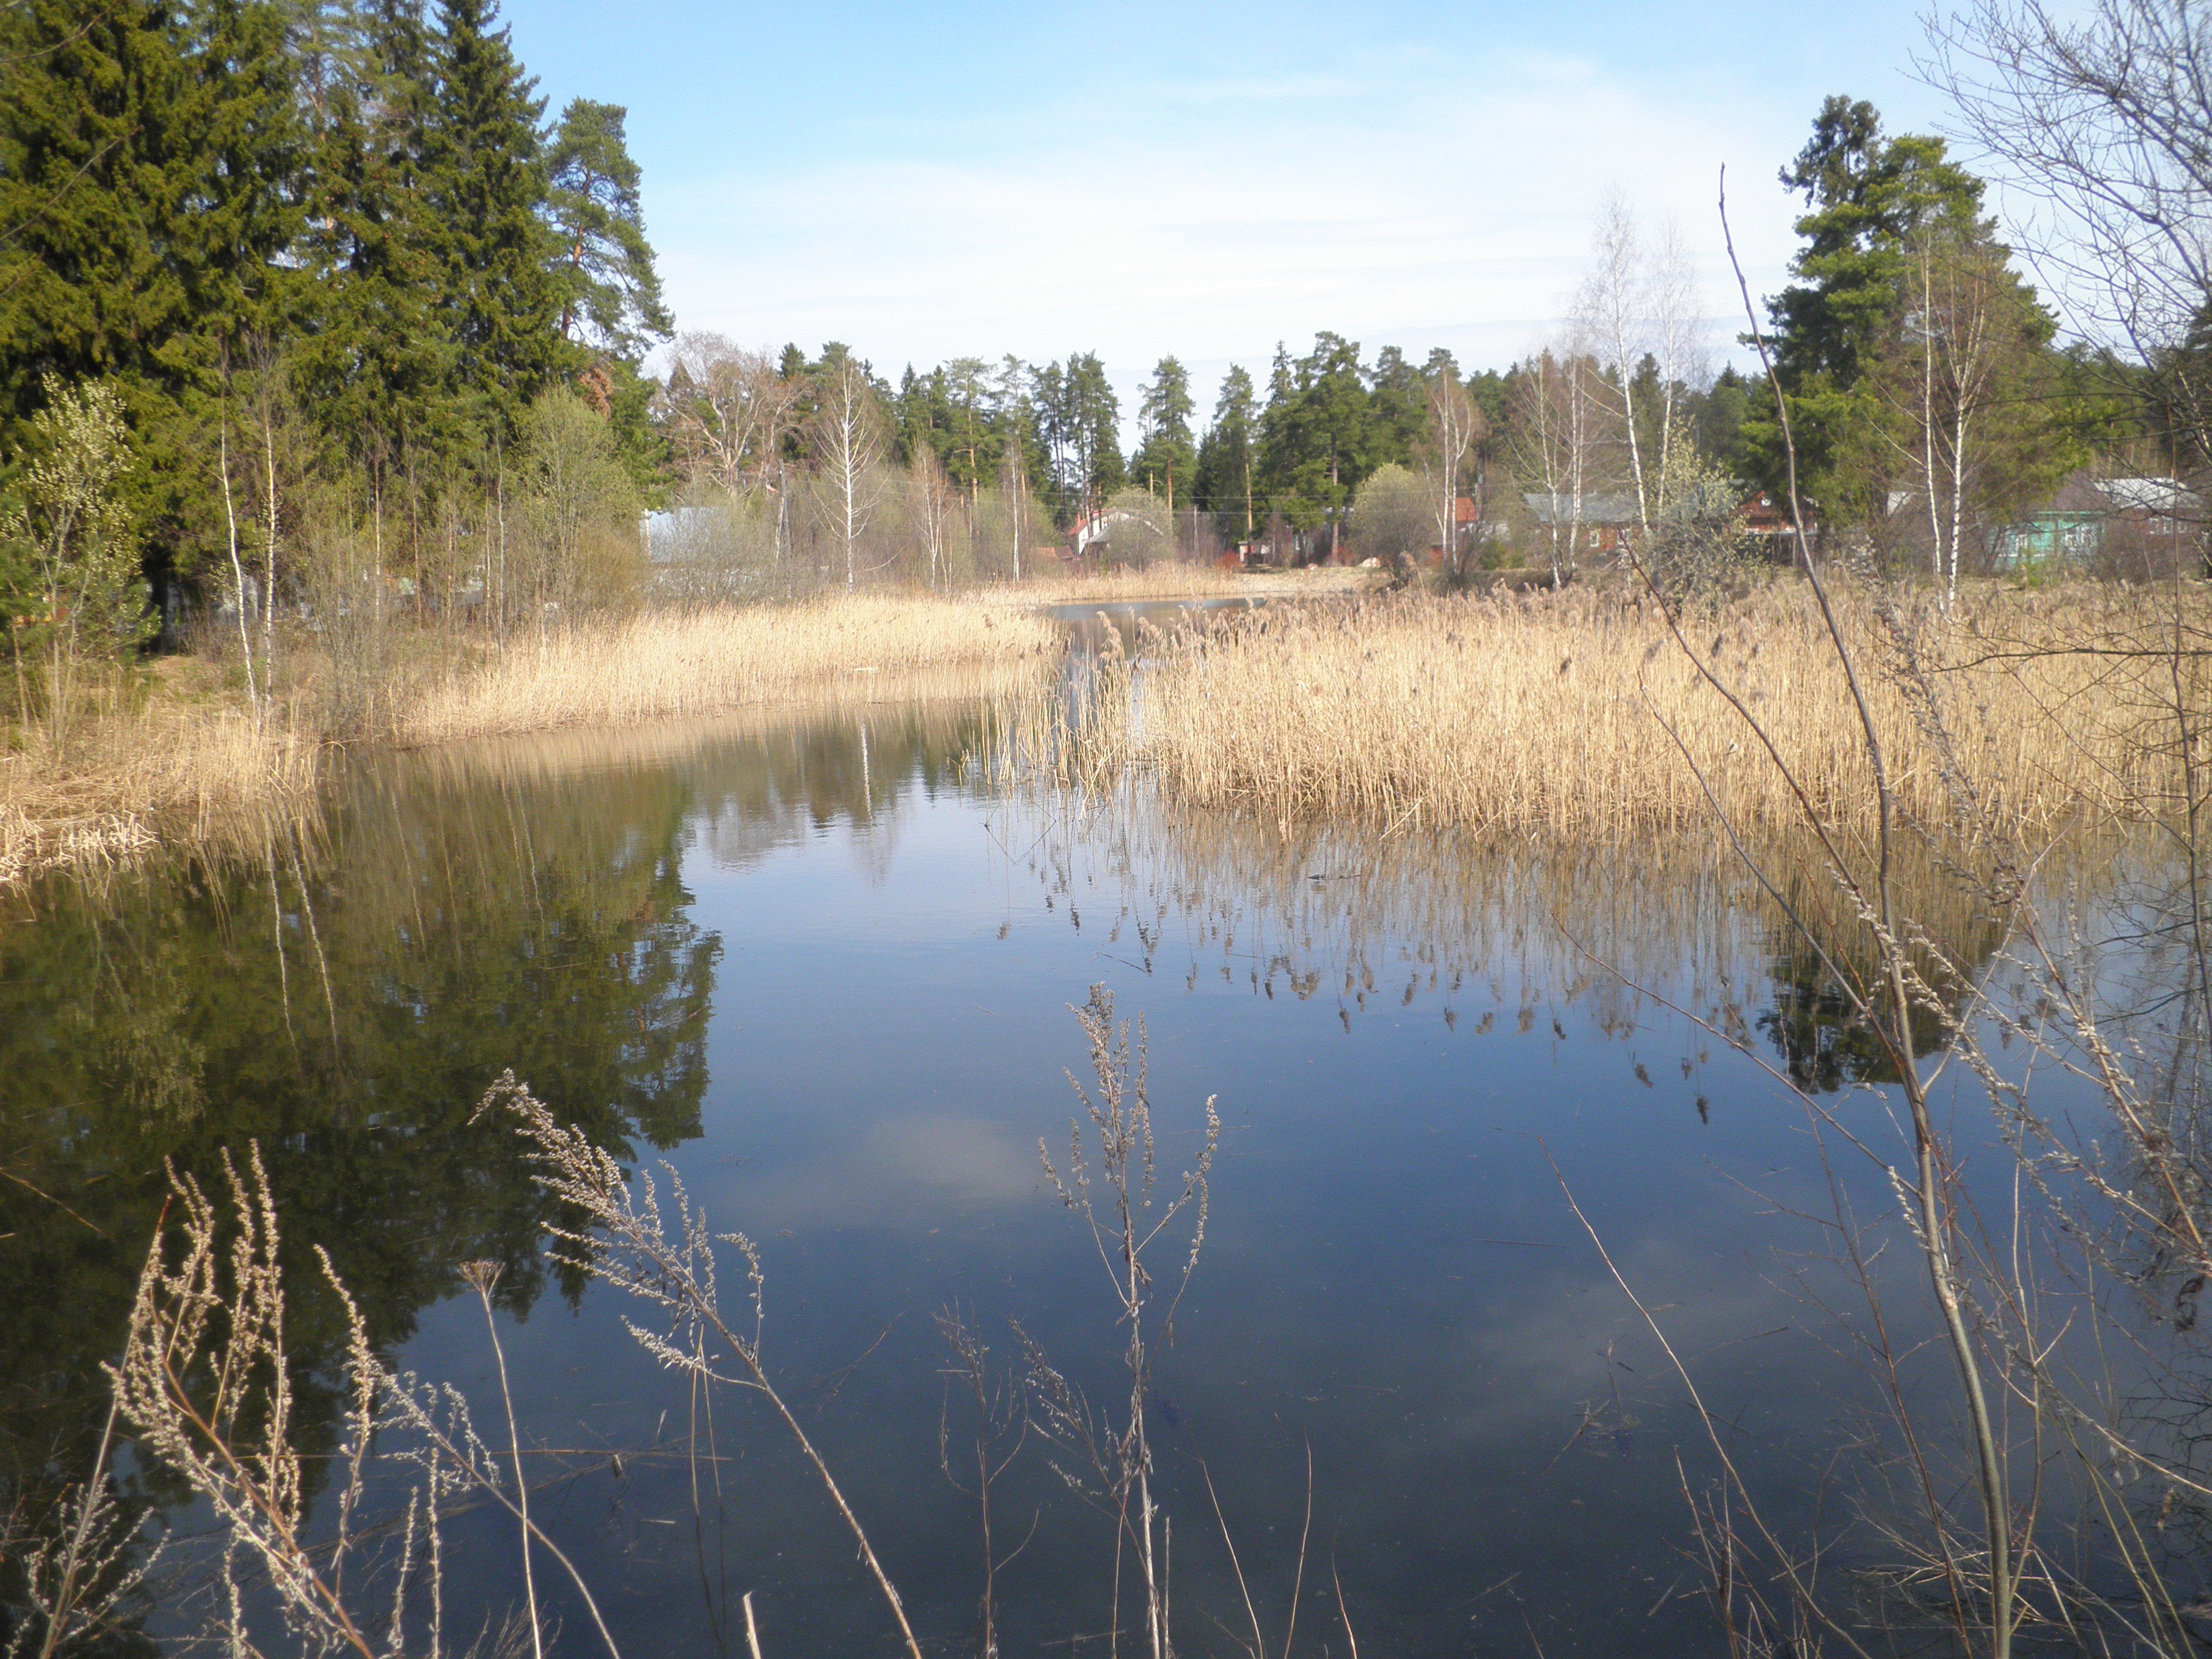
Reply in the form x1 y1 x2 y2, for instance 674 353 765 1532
503 0 1959 411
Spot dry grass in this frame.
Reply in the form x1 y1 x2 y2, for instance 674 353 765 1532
980 564 1381 607
0 710 320 886
1066 578 2197 844
395 593 1062 746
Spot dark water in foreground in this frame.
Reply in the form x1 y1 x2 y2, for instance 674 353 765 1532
0 689 2111 1656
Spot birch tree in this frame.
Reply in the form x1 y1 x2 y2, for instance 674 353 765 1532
664 334 802 498
809 357 887 590
1862 222 2061 600
1421 370 1482 578
1924 0 2212 466
1509 346 1599 587
908 445 958 589
1575 196 1704 545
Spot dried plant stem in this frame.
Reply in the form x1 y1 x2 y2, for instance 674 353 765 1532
465 1261 543 1659
1719 170 2014 1657
482 1074 925 1659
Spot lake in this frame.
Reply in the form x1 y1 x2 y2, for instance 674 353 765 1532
0 632 2158 1657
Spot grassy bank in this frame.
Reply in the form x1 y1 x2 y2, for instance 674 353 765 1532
2 591 1066 887
1068 579 2199 843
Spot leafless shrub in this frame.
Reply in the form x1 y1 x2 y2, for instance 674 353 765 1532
934 1307 1032 1659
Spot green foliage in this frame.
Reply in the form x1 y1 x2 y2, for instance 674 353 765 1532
4 378 151 738
1690 365 1754 478
1129 356 1196 506
1640 419 1761 597
0 0 672 605
0 0 303 581
1034 353 1122 525
420 0 571 428
1193 364 1257 541
1349 462 1430 561
518 384 642 612
546 99 672 362
1749 97 1996 505
1258 332 1375 548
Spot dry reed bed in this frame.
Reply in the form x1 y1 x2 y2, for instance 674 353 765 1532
395 594 1062 746
1 712 320 887
1073 581 2193 843
983 564 1380 607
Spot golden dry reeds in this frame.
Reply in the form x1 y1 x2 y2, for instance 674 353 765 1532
0 710 320 887
1069 579 2194 845
394 593 1062 746
980 564 1380 608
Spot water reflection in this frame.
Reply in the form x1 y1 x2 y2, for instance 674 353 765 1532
0 693 2119 1657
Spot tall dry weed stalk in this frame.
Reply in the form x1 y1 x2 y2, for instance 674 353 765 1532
472 1071 926 1659
1022 986 1220 1659
1068 580 2193 845
112 1143 621 1659
5 1400 159 1659
1587 181 2212 1659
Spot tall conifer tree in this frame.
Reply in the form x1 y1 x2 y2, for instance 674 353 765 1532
420 0 566 429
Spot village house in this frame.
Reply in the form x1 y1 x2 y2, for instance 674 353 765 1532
1519 491 1640 559
1991 471 2205 579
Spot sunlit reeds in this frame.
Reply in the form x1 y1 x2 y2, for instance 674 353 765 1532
981 564 1378 607
1066 579 2192 844
394 594 1061 746
0 709 319 887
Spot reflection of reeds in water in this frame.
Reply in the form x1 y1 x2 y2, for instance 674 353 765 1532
994 774 2107 1057
384 662 1042 793
0 711 320 888
1062 582 2188 843
393 597 1062 747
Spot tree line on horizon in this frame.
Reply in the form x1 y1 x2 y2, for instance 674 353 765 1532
660 94 2200 582
1 0 2205 689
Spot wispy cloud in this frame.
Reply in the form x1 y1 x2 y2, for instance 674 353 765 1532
655 48 1803 413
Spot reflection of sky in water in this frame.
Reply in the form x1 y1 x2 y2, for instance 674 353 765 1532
9 694 2151 1658
377 703 2076 1659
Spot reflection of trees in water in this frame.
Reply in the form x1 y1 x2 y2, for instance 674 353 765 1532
996 785 2033 1057
1755 865 2007 1094
0 695 1003 1646
0 752 720 1645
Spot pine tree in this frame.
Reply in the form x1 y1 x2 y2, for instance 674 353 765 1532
546 98 670 362
1130 355 1195 511
1749 96 1990 505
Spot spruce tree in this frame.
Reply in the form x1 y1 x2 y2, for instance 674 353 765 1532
1193 363 1256 542
0 0 303 577
420 0 567 431
288 0 465 473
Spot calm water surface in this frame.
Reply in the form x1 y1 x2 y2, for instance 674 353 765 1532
0 677 2099 1656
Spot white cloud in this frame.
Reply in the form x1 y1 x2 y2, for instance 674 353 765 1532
651 49 1808 418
